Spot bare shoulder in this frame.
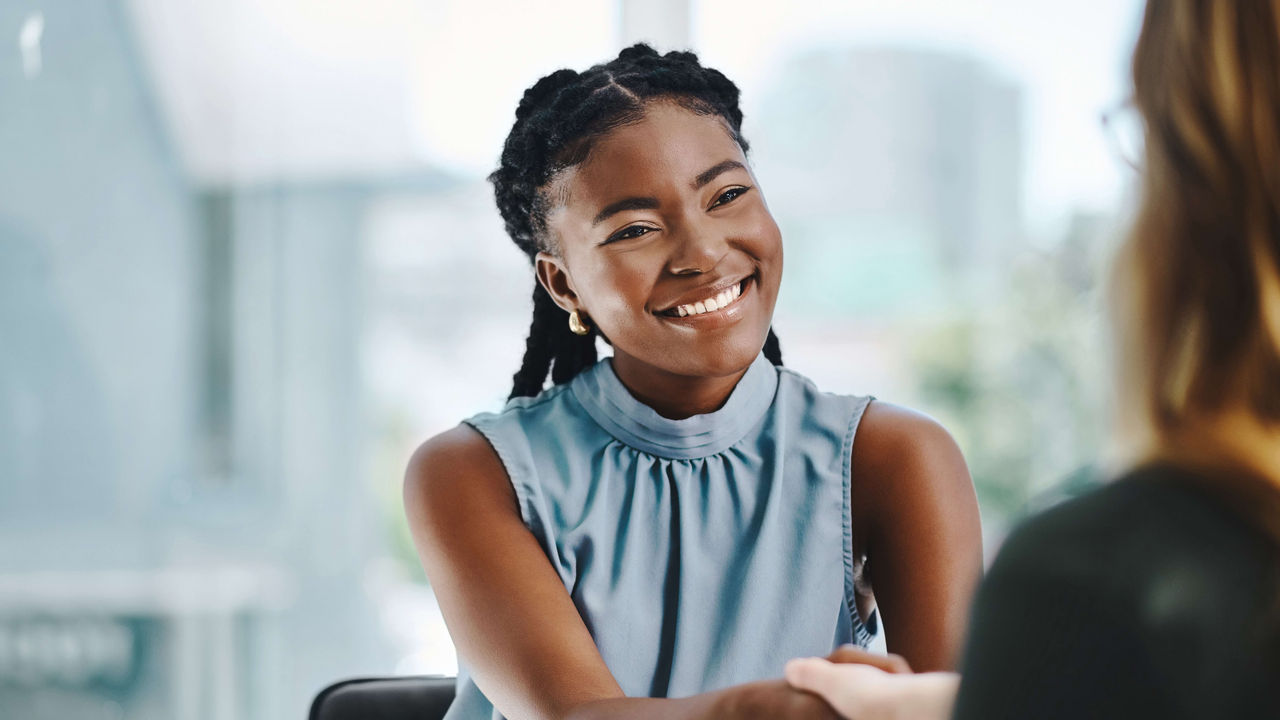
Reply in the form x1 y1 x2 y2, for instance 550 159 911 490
853 402 965 475
401 424 627 717
403 423 518 525
850 401 974 536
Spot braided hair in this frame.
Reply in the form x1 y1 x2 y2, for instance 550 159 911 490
491 43 784 399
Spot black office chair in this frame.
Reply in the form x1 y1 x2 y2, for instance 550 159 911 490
310 676 456 720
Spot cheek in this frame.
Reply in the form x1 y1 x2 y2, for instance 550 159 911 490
740 206 784 268
580 257 659 322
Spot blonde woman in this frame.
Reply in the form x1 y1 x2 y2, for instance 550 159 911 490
785 1 1280 717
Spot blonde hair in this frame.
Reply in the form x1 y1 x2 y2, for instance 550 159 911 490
1116 0 1280 449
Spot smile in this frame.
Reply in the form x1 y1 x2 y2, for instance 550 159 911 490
656 276 753 320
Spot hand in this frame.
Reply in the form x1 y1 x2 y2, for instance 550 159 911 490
716 678 843 720
784 651 958 720
785 657 895 719
825 645 912 673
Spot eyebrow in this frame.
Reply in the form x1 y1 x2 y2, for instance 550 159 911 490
590 159 748 226
592 196 661 226
693 159 745 190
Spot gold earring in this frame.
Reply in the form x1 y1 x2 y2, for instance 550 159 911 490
569 309 591 336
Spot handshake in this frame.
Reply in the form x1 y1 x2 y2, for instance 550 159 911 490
781 646 958 720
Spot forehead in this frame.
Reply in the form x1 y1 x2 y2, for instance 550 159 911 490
561 102 745 207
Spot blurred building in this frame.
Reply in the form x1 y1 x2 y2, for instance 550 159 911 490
753 46 1024 322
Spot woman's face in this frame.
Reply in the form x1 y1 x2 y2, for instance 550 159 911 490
537 101 783 382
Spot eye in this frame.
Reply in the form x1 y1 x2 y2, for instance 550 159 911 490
709 186 752 209
604 224 656 244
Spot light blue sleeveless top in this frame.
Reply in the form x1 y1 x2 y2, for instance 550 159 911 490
446 352 877 719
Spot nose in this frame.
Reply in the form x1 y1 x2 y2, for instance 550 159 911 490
666 215 730 276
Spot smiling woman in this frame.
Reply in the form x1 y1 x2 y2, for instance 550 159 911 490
403 44 982 720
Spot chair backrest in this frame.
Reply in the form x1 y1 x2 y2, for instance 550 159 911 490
310 676 456 720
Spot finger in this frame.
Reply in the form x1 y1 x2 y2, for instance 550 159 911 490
784 657 845 699
826 645 913 674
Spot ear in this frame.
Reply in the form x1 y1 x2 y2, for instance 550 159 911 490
535 251 580 314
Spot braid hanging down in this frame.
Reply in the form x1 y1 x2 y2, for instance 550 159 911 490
491 43 783 399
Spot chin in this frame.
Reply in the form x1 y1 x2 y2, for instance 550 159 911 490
665 333 768 379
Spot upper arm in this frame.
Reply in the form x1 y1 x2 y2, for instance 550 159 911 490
850 402 983 672
403 424 624 719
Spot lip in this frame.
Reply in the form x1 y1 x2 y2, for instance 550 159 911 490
653 274 754 315
655 275 755 328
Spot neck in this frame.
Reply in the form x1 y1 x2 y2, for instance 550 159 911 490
1148 409 1280 488
609 355 753 420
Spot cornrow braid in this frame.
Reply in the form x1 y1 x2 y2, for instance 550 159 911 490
509 283 600 399
493 43 782 399
763 328 783 366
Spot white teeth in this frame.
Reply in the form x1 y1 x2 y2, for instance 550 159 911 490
670 281 746 317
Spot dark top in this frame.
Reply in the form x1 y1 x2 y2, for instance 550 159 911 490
953 463 1280 719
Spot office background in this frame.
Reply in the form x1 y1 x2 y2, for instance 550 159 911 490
1 1 1142 718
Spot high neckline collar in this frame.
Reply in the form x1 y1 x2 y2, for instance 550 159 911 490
571 353 779 460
